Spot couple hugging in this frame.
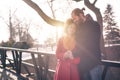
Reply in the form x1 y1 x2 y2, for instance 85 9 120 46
54 8 102 80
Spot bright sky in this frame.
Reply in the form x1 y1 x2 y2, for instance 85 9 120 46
0 0 120 44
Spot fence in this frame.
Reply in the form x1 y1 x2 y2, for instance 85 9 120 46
0 47 120 80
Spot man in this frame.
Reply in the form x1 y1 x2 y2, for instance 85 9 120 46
71 8 102 80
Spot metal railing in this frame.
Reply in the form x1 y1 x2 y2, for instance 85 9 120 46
0 47 55 80
0 47 120 80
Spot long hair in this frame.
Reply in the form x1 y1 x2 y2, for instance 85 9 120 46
64 18 74 33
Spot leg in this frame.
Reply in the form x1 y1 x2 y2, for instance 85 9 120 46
90 65 102 80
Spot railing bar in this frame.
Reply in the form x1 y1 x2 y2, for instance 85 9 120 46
7 59 14 68
22 63 32 76
12 51 17 70
101 60 120 67
18 51 22 74
37 54 44 79
15 51 19 74
31 53 41 80
44 55 49 80
0 49 6 68
0 47 54 55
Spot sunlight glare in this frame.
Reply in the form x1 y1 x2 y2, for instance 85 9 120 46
57 27 64 38
37 26 64 44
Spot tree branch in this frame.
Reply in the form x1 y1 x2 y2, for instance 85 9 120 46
84 0 103 28
93 0 97 5
22 0 64 27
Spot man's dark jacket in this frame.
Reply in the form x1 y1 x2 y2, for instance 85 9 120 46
73 20 101 74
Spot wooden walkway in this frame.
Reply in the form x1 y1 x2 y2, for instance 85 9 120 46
0 68 18 80
0 67 34 80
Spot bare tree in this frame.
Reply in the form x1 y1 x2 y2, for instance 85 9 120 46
0 9 17 41
47 0 56 19
0 8 33 42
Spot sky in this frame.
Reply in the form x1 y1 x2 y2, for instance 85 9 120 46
0 0 120 44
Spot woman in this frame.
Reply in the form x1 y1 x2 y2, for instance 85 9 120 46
54 18 80 80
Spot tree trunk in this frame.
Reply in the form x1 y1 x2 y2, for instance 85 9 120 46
84 0 106 58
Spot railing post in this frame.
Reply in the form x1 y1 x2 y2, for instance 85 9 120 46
44 55 49 80
38 54 44 80
31 53 50 80
12 50 22 75
37 54 50 80
31 53 42 80
0 49 6 68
